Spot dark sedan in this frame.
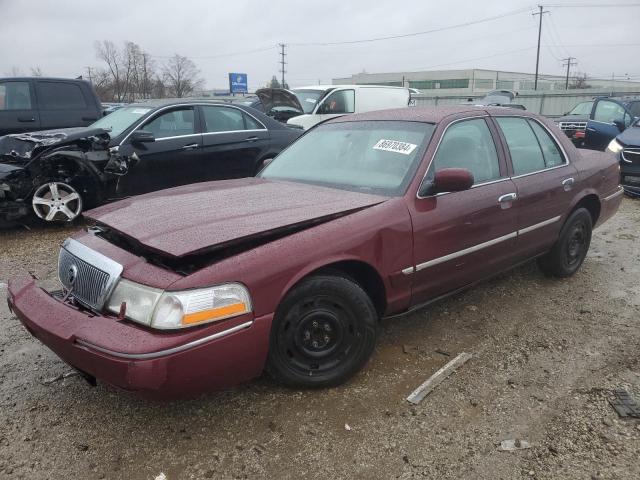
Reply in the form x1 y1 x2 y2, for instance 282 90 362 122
7 106 622 399
0 99 302 224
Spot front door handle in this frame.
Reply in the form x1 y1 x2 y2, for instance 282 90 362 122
82 116 98 121
181 143 199 150
245 136 259 143
562 177 574 191
17 116 35 122
586 127 596 132
498 193 517 202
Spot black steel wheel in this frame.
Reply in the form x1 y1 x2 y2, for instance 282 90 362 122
267 275 378 388
537 208 592 277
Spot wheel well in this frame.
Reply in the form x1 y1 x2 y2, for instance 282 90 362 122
32 155 102 207
311 260 387 317
572 194 600 225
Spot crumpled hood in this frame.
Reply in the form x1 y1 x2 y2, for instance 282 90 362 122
0 127 110 162
255 88 304 113
85 177 386 258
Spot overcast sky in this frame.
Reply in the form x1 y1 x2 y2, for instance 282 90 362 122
1 0 638 90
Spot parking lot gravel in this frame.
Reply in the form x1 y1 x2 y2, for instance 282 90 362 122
0 199 639 480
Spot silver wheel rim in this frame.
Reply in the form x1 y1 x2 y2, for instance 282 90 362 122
32 182 82 222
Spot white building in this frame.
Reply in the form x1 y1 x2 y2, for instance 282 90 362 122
333 69 640 95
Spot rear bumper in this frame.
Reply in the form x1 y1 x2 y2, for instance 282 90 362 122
7 275 272 399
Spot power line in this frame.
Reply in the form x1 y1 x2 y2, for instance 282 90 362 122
288 7 531 46
546 2 640 7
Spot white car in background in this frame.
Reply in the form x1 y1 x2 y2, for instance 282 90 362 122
286 85 411 130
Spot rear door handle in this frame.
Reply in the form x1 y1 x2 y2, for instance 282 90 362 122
562 177 575 191
82 116 98 121
245 136 259 143
17 116 35 122
586 127 596 132
181 143 199 150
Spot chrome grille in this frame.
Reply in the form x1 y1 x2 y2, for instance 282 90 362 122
622 149 640 164
57 238 123 310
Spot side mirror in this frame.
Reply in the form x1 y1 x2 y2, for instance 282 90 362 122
419 168 474 196
130 130 155 144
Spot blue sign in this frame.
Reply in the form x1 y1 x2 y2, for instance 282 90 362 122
229 73 248 94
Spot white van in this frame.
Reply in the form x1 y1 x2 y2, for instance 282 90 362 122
286 85 411 130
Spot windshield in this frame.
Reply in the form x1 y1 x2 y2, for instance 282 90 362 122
259 120 435 196
292 89 328 114
90 106 153 137
568 101 593 115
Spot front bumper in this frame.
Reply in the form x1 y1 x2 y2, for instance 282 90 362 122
7 275 272 399
0 198 29 223
620 163 640 197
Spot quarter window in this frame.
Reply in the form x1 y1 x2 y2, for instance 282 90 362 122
528 120 564 168
593 100 626 124
320 90 355 114
201 106 246 132
431 118 501 184
36 81 87 110
496 117 546 175
243 112 264 130
142 108 195 139
0 81 32 110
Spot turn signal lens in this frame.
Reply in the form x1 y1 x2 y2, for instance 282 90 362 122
607 139 624 154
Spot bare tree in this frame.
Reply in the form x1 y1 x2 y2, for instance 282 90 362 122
569 72 592 90
6 66 23 76
162 54 203 98
30 67 44 76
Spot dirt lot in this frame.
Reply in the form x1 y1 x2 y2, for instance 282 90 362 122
0 199 639 480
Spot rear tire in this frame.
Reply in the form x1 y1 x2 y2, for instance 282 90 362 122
267 275 378 388
537 208 592 277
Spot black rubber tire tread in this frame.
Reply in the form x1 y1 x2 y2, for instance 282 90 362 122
266 274 379 388
537 207 592 278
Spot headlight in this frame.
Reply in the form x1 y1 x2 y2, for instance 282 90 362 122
106 280 252 330
607 139 624 154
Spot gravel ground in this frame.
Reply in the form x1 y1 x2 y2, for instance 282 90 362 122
0 199 639 480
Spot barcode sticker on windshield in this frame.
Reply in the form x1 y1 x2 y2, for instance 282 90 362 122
373 139 417 155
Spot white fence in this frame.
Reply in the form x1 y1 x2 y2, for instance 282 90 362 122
412 88 640 117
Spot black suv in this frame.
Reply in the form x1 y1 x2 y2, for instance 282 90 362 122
0 77 103 136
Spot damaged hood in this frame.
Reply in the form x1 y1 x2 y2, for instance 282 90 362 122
255 88 304 113
86 177 386 258
0 127 110 163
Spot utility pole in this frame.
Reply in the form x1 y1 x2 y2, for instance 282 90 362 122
532 5 549 91
562 57 577 90
85 66 93 84
278 43 287 88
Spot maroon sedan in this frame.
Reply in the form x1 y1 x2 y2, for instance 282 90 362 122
7 106 623 399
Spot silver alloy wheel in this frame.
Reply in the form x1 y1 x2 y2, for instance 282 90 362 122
32 182 83 222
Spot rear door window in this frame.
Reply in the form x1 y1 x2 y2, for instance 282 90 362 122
496 117 546 176
528 120 565 168
0 81 32 110
36 81 87 110
201 106 246 132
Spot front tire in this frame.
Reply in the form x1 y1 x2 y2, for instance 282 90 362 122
267 275 379 388
537 208 592 277
31 181 83 224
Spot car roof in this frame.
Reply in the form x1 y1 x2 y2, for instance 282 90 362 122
326 105 538 124
126 98 241 108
